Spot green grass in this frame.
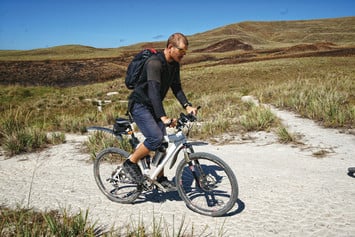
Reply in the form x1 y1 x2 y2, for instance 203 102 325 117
1 56 354 156
276 126 299 144
0 206 106 237
0 80 129 156
84 131 133 160
0 45 128 61
0 205 222 237
0 107 66 156
239 104 278 131
255 57 355 128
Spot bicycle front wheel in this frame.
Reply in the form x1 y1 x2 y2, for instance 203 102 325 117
176 152 238 217
94 147 142 204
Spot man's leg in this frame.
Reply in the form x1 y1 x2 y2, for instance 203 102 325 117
126 103 175 190
123 143 150 184
129 143 150 163
123 103 161 183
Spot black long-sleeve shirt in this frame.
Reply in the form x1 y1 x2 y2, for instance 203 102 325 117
128 52 189 120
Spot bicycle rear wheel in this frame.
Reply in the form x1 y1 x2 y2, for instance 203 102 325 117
176 152 238 217
94 147 142 203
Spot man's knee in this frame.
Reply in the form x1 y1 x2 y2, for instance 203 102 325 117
145 134 164 151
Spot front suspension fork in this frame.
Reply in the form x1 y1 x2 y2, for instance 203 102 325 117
183 144 205 188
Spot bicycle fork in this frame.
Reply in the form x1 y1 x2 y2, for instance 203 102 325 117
182 144 203 189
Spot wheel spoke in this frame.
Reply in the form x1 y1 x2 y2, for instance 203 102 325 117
94 148 142 203
176 152 238 216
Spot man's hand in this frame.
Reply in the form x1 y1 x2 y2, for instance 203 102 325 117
186 106 198 115
161 116 177 127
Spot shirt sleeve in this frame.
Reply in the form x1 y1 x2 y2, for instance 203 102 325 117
146 58 166 119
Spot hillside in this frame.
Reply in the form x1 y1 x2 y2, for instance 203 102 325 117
0 16 354 86
190 16 355 48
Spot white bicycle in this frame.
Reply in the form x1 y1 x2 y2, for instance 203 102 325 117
89 110 239 217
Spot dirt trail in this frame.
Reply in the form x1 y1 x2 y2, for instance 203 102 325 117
1 107 354 236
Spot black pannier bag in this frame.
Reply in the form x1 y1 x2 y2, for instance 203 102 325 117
113 118 131 134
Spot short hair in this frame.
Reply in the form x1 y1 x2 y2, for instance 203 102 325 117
166 33 189 48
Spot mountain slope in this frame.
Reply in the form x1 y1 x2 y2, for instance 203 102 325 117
0 17 354 86
188 16 355 49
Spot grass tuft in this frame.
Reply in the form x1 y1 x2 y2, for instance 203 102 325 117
239 105 278 131
0 206 106 237
276 126 298 144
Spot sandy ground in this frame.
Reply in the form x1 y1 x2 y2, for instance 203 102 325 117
1 106 354 236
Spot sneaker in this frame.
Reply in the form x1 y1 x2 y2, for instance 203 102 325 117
157 176 177 192
122 159 144 184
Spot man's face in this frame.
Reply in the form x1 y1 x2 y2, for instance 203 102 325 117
171 43 188 63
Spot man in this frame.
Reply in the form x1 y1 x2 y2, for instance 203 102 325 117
123 32 198 190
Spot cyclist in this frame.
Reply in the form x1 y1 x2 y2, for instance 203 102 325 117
123 32 198 190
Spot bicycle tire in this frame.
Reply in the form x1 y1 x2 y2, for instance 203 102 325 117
93 147 142 204
175 152 238 217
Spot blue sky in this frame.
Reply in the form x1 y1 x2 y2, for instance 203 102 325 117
0 0 354 50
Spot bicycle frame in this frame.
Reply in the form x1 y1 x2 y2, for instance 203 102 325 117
138 130 208 186
91 110 239 216
88 109 209 189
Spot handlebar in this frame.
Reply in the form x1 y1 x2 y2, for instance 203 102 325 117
176 106 201 130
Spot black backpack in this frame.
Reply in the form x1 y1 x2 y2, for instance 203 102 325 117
125 48 157 89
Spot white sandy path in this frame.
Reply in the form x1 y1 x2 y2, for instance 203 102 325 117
0 107 354 236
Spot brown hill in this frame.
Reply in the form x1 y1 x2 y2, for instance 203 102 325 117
193 38 253 52
0 17 354 86
190 16 355 47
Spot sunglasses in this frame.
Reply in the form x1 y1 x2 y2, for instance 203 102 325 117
174 46 187 54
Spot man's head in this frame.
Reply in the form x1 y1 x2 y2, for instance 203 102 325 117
165 33 188 63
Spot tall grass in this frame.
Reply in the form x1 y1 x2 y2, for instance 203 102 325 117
0 205 222 236
0 81 129 157
1 56 354 156
276 126 299 144
0 206 106 237
259 73 355 127
239 104 278 131
85 131 133 160
0 107 64 156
